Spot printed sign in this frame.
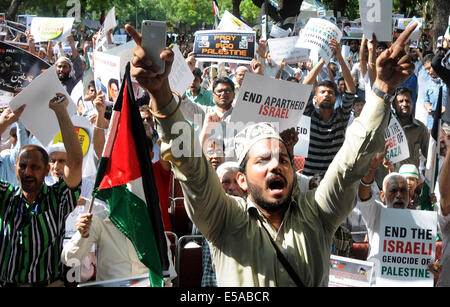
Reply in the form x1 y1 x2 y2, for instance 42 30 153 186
293 115 311 157
268 36 310 65
0 41 50 93
329 255 374 287
230 73 313 133
30 17 75 43
374 208 436 287
93 51 121 105
296 18 342 64
384 115 410 164
359 0 393 41
193 30 256 64
169 44 194 97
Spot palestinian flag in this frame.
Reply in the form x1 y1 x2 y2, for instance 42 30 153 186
93 63 169 286
424 86 443 195
213 0 220 28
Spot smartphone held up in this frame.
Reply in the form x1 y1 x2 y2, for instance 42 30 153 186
141 20 167 75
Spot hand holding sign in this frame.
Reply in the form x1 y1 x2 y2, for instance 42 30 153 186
0 105 26 129
374 22 417 96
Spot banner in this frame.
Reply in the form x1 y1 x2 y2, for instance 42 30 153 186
30 17 75 43
296 18 342 64
93 51 121 105
0 41 50 93
9 66 77 145
293 115 311 157
359 0 392 42
193 30 256 64
384 114 409 164
329 255 374 287
374 208 436 287
230 73 313 133
268 36 310 65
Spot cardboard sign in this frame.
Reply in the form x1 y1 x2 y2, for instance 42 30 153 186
230 73 313 133
374 208 436 287
268 36 310 65
296 18 342 64
0 41 50 93
30 17 74 43
217 10 253 32
359 0 393 41
293 115 311 157
93 51 121 105
384 115 409 164
8 66 77 145
329 255 374 287
193 30 256 64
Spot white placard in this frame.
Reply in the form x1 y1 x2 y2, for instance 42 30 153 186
9 66 77 145
230 73 313 133
268 36 310 65
293 115 311 157
169 45 195 98
404 17 422 42
270 24 291 38
217 10 253 32
103 7 117 33
384 114 410 164
359 0 393 41
329 255 374 287
296 18 342 64
30 17 74 43
374 208 436 287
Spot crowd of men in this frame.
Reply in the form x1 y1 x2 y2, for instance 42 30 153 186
0 11 449 288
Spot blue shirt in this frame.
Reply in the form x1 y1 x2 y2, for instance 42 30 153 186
0 121 29 186
399 73 418 104
425 78 448 130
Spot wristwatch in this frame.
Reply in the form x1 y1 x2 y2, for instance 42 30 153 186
372 84 395 104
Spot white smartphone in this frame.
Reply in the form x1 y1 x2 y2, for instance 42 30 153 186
141 20 167 75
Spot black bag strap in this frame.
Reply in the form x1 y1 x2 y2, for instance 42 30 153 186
259 220 305 287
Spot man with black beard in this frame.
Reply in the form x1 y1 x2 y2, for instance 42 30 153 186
126 22 418 286
55 35 84 95
374 87 429 188
301 38 356 177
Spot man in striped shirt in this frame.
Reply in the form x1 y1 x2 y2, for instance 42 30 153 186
0 94 83 287
301 38 356 178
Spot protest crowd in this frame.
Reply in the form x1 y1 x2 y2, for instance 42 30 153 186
0 0 450 288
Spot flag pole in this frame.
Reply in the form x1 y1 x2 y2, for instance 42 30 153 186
88 196 95 213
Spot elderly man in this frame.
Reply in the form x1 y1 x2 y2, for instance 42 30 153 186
125 22 417 286
0 94 83 287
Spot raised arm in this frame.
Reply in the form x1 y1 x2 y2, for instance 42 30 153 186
49 94 83 189
331 39 356 93
92 91 109 159
303 58 326 85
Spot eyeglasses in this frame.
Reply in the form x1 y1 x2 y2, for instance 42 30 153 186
214 89 233 95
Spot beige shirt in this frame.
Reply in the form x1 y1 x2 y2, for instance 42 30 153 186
157 89 390 286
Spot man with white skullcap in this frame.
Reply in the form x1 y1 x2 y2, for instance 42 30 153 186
55 35 83 95
126 21 419 286
399 164 422 209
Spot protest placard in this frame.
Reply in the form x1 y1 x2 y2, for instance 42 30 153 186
293 115 311 158
169 44 194 97
268 36 310 65
217 10 253 32
374 208 436 287
193 30 256 64
329 255 374 287
30 17 74 43
296 18 342 64
93 51 121 105
359 0 393 41
230 73 313 133
384 114 409 164
0 41 50 93
270 24 291 38
9 66 77 145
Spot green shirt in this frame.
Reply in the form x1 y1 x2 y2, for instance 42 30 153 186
0 178 80 283
185 88 214 107
157 90 390 286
